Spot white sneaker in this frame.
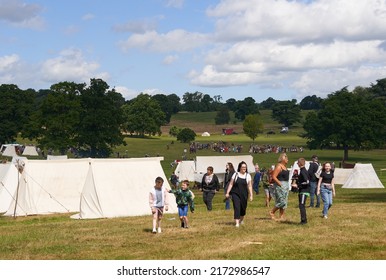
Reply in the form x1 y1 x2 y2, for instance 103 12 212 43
157 227 162 233
323 215 328 219
235 223 240 227
152 228 157 233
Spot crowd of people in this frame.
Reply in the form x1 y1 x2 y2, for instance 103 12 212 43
150 153 336 233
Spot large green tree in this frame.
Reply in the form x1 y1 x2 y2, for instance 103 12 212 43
177 127 196 143
234 97 259 120
299 95 323 110
123 93 165 137
303 87 386 160
243 114 264 142
23 82 83 154
259 97 277 109
0 84 34 145
76 78 126 157
215 106 231 125
151 93 181 124
271 100 301 127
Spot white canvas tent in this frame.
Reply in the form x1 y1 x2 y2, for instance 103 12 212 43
174 160 196 182
332 168 353 185
22 146 39 156
195 155 255 183
1 145 18 157
4 158 90 216
342 163 384 189
72 157 178 219
0 163 19 213
201 132 210 137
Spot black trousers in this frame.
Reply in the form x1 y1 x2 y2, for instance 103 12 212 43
203 190 215 211
298 193 308 223
231 193 248 219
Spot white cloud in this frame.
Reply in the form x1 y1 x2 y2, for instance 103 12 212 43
40 48 109 84
114 86 138 100
163 55 179 65
0 0 45 30
186 0 386 99
292 66 386 99
112 19 158 33
207 0 386 43
142 88 169 96
82 13 95 21
118 30 210 52
0 54 21 83
165 0 184 9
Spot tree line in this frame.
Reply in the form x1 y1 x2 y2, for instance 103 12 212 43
0 78 385 159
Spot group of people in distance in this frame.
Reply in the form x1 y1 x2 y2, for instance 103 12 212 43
149 152 336 233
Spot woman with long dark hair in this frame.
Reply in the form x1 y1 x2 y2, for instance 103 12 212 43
225 161 253 227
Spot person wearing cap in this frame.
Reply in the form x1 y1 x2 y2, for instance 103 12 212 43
308 155 321 208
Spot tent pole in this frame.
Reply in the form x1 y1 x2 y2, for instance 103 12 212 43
13 159 21 219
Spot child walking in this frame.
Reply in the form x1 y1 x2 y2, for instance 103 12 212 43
149 177 169 233
169 180 195 228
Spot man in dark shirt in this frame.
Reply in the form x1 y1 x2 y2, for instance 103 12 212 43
308 155 320 207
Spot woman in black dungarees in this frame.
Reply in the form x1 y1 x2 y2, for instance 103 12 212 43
225 161 253 227
269 153 290 221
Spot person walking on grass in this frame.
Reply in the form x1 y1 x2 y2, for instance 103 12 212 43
149 177 169 234
201 166 220 211
223 162 235 210
225 161 253 227
293 158 310 225
269 153 290 221
308 155 321 207
253 163 261 195
261 166 274 207
317 162 335 219
169 179 195 228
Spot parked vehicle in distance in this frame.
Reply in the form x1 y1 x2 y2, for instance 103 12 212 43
280 127 289 133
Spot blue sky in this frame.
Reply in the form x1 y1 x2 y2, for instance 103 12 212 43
1 0 386 102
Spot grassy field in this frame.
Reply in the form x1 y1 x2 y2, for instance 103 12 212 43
1 111 386 260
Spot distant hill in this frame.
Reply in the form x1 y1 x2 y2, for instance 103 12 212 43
161 110 306 135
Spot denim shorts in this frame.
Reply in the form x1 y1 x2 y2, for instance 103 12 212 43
178 205 188 217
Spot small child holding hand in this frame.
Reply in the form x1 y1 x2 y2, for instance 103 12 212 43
169 180 195 228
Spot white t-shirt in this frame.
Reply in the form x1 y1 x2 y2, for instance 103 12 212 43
231 172 252 184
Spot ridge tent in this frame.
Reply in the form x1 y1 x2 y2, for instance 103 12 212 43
1 145 18 157
0 162 19 213
22 146 39 156
195 155 254 183
174 160 196 182
342 163 384 189
332 168 353 185
3 158 91 216
72 157 177 219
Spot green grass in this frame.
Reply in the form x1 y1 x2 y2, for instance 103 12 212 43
2 110 386 260
1 186 386 260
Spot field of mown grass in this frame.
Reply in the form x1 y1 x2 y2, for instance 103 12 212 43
1 110 385 260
